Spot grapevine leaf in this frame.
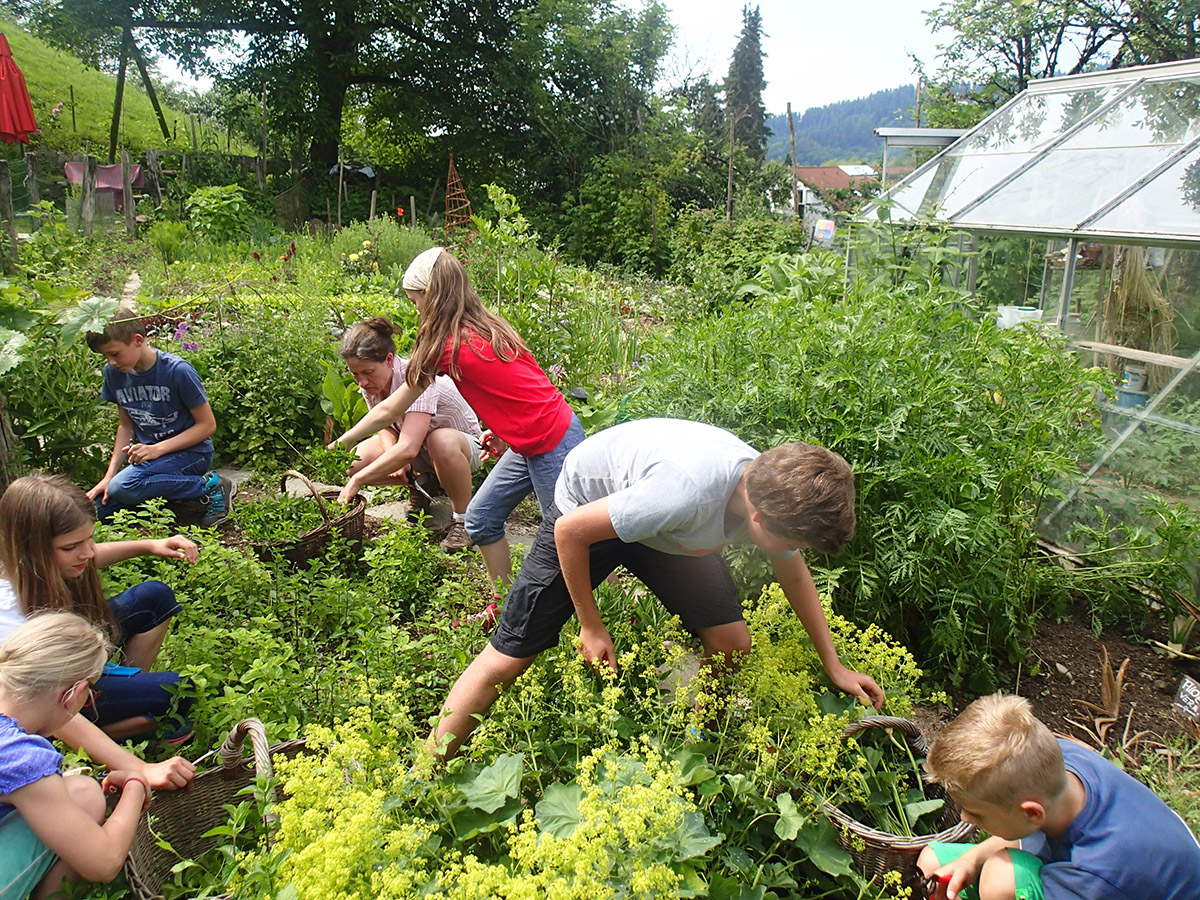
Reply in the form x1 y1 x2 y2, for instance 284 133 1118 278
0 328 29 374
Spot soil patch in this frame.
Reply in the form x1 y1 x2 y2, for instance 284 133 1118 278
1007 602 1199 750
926 601 1200 753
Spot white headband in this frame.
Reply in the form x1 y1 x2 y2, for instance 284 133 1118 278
403 247 444 290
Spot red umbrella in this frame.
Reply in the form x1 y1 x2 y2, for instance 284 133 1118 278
0 34 36 144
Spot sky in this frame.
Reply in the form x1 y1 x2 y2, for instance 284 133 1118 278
654 0 949 114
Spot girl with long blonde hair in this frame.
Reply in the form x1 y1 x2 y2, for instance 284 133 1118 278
333 248 584 603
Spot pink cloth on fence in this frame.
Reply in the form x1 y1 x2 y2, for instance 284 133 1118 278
63 161 145 210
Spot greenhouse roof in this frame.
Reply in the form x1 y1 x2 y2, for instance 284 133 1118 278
868 59 1200 245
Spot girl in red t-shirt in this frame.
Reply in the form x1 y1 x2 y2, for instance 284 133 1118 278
333 248 583 596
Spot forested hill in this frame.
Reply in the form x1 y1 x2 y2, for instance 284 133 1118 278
766 85 916 165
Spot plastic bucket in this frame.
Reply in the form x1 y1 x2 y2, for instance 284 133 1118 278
997 306 1043 329
1116 388 1149 408
1122 365 1148 392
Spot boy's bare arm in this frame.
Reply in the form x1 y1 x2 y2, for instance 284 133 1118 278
123 401 216 463
772 552 884 708
87 410 135 500
554 499 620 672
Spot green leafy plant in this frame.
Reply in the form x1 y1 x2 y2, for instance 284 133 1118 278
320 363 367 433
230 495 329 544
185 185 254 244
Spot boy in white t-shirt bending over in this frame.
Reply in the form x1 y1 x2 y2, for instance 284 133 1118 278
430 417 885 759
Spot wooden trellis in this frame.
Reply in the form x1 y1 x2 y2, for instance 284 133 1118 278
444 154 473 234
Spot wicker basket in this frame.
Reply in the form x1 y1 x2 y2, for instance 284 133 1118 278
125 719 306 900
815 716 977 889
254 469 366 566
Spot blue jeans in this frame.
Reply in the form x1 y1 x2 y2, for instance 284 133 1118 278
95 447 212 520
465 416 585 546
87 581 193 728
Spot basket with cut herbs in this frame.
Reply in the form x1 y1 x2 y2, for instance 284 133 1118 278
810 716 976 888
230 469 365 566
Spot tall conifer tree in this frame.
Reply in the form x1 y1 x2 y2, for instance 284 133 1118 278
725 4 769 164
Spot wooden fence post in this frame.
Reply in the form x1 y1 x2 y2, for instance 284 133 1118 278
369 189 376 220
121 150 135 235
81 154 97 238
145 148 163 208
24 153 40 231
0 160 17 269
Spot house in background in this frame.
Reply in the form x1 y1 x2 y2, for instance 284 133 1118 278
791 165 879 241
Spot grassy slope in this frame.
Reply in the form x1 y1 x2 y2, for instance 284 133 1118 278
0 17 236 160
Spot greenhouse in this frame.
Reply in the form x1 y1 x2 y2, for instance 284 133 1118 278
868 59 1200 575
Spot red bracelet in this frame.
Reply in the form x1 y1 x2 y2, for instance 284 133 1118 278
123 776 149 795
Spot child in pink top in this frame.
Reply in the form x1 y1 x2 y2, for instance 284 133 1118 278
334 248 583 593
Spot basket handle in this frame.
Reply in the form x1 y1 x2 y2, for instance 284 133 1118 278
217 718 274 778
842 715 929 756
281 469 332 524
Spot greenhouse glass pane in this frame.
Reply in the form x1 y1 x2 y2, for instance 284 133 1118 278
907 88 1112 217
956 146 1168 228
1058 77 1200 150
1086 147 1200 238
883 166 938 219
964 87 1114 154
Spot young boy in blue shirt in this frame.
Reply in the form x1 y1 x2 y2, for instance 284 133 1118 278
921 693 1200 900
84 308 233 526
429 417 885 759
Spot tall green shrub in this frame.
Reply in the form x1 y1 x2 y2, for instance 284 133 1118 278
630 253 1107 688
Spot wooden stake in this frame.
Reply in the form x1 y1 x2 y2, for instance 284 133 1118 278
336 156 344 229
121 151 135 235
0 160 17 269
107 29 130 164
24 153 39 231
369 188 376 220
145 148 163 207
81 155 97 238
787 102 799 216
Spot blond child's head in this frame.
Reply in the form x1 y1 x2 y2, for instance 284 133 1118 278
0 611 110 702
926 693 1067 809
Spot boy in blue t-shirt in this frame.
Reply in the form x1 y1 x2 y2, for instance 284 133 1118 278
921 693 1200 900
84 307 233 526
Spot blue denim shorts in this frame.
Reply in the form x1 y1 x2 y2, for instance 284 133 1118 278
86 581 192 727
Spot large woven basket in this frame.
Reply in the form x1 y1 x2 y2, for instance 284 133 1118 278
814 715 976 889
125 719 306 900
254 469 365 566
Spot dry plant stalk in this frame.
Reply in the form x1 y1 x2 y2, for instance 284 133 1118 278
1101 247 1174 391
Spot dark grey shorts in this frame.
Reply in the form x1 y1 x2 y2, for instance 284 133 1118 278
490 503 743 658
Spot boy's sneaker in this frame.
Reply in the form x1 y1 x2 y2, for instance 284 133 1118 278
440 520 473 552
200 472 236 527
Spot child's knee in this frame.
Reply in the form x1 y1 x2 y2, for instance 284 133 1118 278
917 844 940 877
63 775 106 823
978 849 1018 900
